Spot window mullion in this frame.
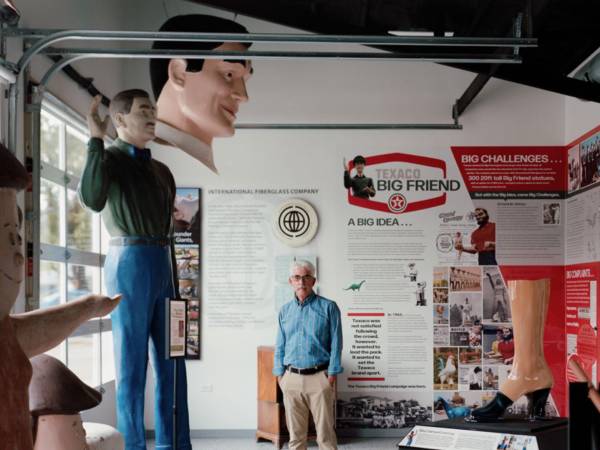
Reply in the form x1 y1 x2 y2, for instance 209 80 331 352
40 96 112 387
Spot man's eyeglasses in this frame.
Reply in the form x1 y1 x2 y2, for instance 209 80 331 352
291 275 314 282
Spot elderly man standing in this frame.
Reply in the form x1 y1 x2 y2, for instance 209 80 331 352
273 260 343 450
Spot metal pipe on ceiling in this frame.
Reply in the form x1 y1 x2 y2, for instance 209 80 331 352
236 123 462 130
3 27 539 45
8 24 517 148
39 55 463 131
40 48 523 64
13 29 537 73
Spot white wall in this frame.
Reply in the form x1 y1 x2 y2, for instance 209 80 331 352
120 1 567 432
13 0 595 434
146 79 565 432
565 96 600 144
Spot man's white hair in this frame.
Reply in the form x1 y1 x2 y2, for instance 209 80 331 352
289 259 316 277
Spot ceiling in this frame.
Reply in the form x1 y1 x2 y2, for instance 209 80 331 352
194 0 600 108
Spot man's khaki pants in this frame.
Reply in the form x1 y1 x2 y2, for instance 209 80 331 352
279 370 337 450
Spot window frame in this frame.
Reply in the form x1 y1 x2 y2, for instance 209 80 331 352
38 92 112 388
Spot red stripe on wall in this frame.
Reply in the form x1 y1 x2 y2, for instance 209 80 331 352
347 313 385 317
347 377 386 381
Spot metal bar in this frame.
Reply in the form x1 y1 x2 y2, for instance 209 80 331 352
30 84 42 312
5 27 540 45
40 58 462 129
39 56 86 87
235 123 462 130
5 28 535 148
7 81 16 152
0 63 15 83
16 29 537 72
513 13 523 56
41 47 524 61
0 28 51 38
47 55 110 106
39 51 520 89
40 56 463 131
453 73 493 119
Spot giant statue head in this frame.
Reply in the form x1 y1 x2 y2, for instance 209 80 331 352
0 144 28 319
150 15 253 172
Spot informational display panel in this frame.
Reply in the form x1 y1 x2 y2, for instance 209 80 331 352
565 125 600 387
398 425 539 450
336 146 566 429
173 187 201 359
183 131 600 429
203 189 320 331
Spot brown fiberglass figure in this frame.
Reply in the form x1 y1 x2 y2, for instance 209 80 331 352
0 144 120 449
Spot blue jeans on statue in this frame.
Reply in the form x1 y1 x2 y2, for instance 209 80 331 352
104 241 191 450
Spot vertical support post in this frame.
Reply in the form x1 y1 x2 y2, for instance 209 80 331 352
7 81 16 153
27 83 42 311
513 13 523 57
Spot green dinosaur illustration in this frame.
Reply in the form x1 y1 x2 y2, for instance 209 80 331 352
344 280 366 291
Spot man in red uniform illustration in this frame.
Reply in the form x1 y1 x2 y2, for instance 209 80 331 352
455 207 497 265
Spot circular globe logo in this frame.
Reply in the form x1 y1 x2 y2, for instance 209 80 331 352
273 199 318 247
281 209 307 236
387 193 408 213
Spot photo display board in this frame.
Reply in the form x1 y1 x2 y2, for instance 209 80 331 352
173 187 201 359
336 146 567 429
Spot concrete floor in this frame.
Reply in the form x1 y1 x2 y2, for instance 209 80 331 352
147 437 402 449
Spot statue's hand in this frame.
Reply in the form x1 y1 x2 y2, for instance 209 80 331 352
86 293 122 318
87 95 110 139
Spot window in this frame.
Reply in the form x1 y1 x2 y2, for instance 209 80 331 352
39 95 113 387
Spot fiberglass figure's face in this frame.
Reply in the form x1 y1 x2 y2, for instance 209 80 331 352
0 188 24 319
167 42 252 143
116 96 157 145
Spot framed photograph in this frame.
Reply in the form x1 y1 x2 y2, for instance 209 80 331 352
186 298 201 359
167 298 187 359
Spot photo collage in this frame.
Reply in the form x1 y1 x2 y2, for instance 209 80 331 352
432 265 518 421
568 128 600 194
174 188 201 359
337 391 432 429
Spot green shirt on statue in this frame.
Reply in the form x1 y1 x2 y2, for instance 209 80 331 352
78 137 175 238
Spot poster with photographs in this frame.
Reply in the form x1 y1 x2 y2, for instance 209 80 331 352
174 188 201 245
430 263 562 421
432 264 518 420
168 299 187 358
337 391 432 429
432 391 483 421
173 187 201 359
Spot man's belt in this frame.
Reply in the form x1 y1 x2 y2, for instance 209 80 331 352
109 236 170 247
286 363 328 375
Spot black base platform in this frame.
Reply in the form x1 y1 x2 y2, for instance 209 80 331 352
398 417 567 450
